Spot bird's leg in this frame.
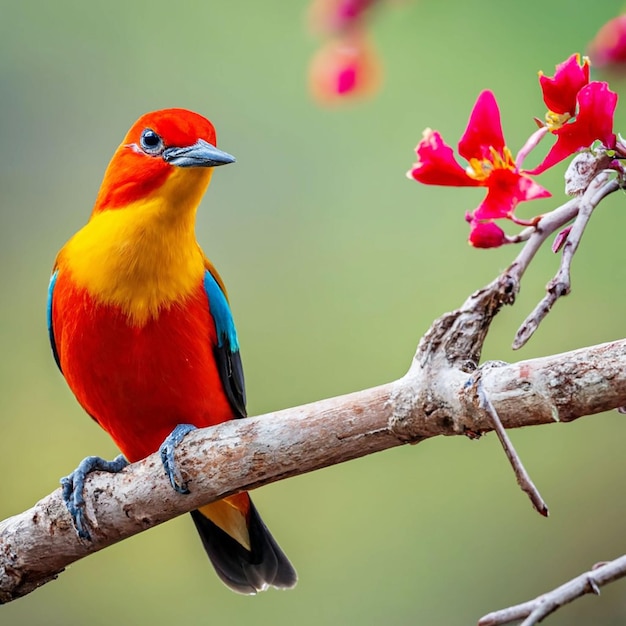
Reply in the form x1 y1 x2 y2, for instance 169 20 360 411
159 423 197 494
61 454 129 540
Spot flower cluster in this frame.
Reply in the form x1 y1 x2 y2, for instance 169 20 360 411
308 0 384 104
407 54 618 248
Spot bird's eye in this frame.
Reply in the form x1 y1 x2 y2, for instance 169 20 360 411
140 129 164 155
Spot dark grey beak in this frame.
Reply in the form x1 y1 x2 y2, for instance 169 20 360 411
162 138 236 168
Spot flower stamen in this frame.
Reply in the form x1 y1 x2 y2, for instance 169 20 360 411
545 110 572 131
466 146 516 181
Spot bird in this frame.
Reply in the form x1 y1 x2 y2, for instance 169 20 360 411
47 108 297 594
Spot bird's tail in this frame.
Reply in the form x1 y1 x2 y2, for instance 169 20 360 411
191 493 297 594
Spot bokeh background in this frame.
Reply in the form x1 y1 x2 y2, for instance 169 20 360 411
2 1 626 624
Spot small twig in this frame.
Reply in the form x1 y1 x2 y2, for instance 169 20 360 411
515 126 549 170
513 173 619 349
478 555 626 626
477 380 548 517
505 197 580 285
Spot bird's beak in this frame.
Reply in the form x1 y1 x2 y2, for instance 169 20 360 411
162 139 236 168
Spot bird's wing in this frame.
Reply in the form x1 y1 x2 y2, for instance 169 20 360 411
47 269 63 374
203 264 247 419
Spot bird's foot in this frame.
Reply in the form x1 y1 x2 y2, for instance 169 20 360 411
61 454 129 540
159 424 197 494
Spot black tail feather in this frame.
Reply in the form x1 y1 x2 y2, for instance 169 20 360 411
190 501 297 594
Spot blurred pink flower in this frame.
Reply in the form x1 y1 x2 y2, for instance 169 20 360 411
588 15 626 66
307 0 387 103
309 31 381 103
309 0 379 34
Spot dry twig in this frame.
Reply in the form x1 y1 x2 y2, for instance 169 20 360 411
477 379 548 516
479 556 626 626
513 171 619 349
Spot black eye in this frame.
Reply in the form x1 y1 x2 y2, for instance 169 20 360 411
140 129 164 155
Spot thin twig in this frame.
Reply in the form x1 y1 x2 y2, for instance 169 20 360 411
505 197 580 285
515 126 549 169
513 174 619 349
478 555 626 626
477 379 548 517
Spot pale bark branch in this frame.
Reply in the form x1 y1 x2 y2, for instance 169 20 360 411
478 556 626 626
2 336 626 604
512 171 619 349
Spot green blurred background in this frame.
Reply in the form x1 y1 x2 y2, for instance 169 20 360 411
2 1 626 624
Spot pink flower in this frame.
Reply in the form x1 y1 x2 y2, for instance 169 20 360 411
409 90 551 224
539 53 590 127
309 31 382 103
528 81 618 175
467 219 508 249
588 15 626 67
309 0 379 34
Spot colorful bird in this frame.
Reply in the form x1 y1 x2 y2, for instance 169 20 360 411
47 108 297 594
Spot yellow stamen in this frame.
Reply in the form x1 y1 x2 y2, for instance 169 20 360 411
466 146 516 181
545 110 571 131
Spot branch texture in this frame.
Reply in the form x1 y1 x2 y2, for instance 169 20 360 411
2 338 626 603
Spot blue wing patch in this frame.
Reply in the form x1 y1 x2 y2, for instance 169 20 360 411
47 270 62 373
203 269 246 418
203 270 240 351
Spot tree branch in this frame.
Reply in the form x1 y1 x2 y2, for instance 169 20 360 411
2 335 626 604
478 556 626 626
512 171 619 349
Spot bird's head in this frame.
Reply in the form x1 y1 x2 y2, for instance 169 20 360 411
92 108 235 215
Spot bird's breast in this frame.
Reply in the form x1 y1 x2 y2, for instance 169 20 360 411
57 196 205 326
52 275 235 461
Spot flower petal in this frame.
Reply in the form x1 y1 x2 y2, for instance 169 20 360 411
468 220 507 248
552 226 572 253
473 169 551 220
408 128 480 187
458 91 505 161
528 81 617 175
539 53 590 116
574 81 618 148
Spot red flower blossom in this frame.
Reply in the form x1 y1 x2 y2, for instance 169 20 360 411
409 90 551 226
409 128 477 187
588 15 626 67
467 219 507 249
539 53 590 128
528 81 618 175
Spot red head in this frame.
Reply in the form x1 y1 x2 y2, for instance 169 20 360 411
92 108 235 214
